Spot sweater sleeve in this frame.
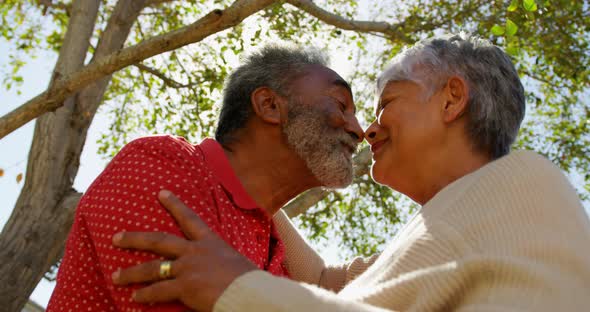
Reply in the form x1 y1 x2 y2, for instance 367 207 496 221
273 210 379 291
214 271 392 312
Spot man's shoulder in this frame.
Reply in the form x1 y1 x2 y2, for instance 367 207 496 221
80 135 209 201
113 134 205 167
121 134 196 155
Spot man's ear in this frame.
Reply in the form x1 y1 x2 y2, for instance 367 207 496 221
251 87 284 125
441 76 469 123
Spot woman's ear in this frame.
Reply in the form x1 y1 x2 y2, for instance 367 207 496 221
251 87 284 125
441 76 469 123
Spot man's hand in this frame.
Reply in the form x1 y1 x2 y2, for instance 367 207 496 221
112 190 258 312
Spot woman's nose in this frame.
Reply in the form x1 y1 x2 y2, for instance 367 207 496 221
364 121 378 142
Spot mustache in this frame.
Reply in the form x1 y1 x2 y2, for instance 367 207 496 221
336 131 359 154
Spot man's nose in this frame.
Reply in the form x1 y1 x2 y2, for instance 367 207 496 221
345 115 365 144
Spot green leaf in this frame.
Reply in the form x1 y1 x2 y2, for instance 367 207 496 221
523 0 537 11
506 18 518 36
491 24 505 36
508 0 519 11
506 45 520 56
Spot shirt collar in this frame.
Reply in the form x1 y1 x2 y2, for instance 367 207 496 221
198 138 259 210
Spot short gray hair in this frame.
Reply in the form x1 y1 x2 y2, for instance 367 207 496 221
377 33 525 158
215 45 329 145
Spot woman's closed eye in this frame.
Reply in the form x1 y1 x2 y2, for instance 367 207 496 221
376 102 389 116
378 97 397 113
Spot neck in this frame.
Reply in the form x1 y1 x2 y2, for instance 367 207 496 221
222 134 320 216
411 136 492 205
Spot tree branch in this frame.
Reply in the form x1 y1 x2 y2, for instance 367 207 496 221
523 70 567 89
283 146 371 218
285 0 408 41
352 146 372 177
284 188 331 218
134 63 199 88
38 0 72 16
146 0 177 7
0 0 276 140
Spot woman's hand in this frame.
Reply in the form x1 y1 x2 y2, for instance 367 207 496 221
111 190 258 312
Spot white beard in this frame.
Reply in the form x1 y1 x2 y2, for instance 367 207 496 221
282 102 355 188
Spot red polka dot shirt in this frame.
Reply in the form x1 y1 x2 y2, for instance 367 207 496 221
47 135 289 312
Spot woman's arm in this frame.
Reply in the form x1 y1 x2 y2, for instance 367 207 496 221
273 210 379 292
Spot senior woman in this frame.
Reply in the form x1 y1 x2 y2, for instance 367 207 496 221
111 33 590 311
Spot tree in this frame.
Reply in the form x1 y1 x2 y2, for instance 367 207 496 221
0 0 588 310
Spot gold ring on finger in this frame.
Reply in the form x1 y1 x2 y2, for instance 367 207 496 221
159 260 173 279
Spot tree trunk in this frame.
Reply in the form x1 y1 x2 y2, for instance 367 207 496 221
0 0 150 310
0 1 100 309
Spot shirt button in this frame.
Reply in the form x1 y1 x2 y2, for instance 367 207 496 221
256 233 265 243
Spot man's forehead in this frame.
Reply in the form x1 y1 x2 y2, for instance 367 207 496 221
305 65 342 79
300 65 352 94
333 77 352 91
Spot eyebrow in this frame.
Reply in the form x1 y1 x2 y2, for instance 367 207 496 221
332 78 357 113
376 95 396 115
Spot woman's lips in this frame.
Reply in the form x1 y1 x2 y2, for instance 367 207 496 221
370 139 386 154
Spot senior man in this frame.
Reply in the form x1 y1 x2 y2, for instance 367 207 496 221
47 45 363 311
113 33 590 311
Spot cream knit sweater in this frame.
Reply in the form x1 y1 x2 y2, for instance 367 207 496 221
215 151 590 311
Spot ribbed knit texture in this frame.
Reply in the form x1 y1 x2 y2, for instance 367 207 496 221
214 150 590 311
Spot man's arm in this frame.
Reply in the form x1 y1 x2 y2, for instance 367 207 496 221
47 210 118 311
273 210 379 292
52 135 217 311
113 191 389 312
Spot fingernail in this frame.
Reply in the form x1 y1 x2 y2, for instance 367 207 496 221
112 232 122 244
112 269 120 282
160 189 171 198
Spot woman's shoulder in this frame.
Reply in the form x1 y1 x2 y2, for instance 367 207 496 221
448 149 575 202
482 149 578 201
493 149 561 176
430 149 589 251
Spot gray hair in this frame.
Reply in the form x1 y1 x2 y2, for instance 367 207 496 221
377 33 525 158
215 45 329 144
